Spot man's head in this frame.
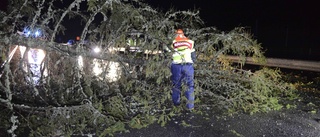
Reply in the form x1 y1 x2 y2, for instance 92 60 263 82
175 29 184 34
174 29 188 40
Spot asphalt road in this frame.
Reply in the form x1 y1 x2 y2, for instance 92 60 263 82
116 65 320 137
117 100 320 137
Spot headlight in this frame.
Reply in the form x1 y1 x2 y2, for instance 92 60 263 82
23 27 42 38
93 47 101 53
34 30 41 37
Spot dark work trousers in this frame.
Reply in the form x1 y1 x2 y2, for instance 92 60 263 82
171 63 195 109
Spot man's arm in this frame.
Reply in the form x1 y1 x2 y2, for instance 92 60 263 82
191 51 196 63
191 43 196 63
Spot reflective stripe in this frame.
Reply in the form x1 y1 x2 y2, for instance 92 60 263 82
172 39 194 49
173 41 193 49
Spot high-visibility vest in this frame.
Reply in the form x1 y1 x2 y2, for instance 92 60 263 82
171 35 195 64
127 38 136 46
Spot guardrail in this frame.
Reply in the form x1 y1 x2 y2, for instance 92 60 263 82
226 55 320 72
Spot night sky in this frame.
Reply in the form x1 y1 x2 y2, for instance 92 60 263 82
0 0 8 12
149 0 320 60
1 0 319 60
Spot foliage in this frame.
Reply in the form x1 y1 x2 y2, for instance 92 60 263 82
0 0 296 136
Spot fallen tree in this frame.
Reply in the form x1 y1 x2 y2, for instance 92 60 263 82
0 0 296 136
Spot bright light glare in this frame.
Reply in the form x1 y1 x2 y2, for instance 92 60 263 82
25 31 31 37
78 56 84 69
28 49 46 64
34 30 40 37
19 46 26 56
23 27 31 37
25 48 47 85
22 27 42 37
107 61 121 82
93 47 101 53
92 59 121 82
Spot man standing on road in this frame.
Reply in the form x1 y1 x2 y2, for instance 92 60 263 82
170 29 196 110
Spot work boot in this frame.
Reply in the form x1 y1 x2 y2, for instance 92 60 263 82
181 109 197 127
182 108 195 119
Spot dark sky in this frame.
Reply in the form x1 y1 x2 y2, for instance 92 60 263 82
0 0 8 11
149 0 320 60
1 0 319 60
149 0 319 30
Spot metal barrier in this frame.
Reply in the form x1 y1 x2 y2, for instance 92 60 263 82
226 55 320 72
